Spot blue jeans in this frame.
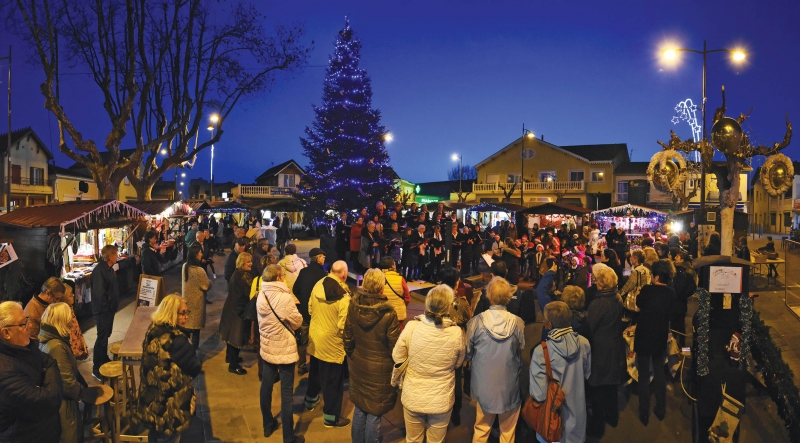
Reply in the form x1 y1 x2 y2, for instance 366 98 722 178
261 361 296 442
148 430 180 443
351 405 381 443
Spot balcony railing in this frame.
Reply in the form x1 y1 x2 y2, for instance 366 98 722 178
473 181 585 193
237 185 297 198
4 176 49 187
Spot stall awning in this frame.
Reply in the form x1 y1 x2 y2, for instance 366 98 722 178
126 200 175 217
520 202 593 216
197 201 251 214
463 202 527 213
0 200 147 231
590 204 667 218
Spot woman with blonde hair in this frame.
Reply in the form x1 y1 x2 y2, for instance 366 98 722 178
392 284 465 443
218 252 253 375
344 268 400 442
133 294 201 443
62 282 88 360
39 302 87 443
585 263 625 437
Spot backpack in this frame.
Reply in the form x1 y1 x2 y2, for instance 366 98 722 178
521 341 565 443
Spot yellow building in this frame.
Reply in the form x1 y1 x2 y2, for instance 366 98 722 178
471 137 629 209
0 128 54 209
750 165 795 234
50 165 99 201
65 149 138 202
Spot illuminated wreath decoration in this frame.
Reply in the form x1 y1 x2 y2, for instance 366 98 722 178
647 149 688 193
760 153 794 197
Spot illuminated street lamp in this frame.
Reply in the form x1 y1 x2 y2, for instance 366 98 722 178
660 41 746 210
451 153 462 196
521 125 535 205
384 132 393 143
207 114 219 201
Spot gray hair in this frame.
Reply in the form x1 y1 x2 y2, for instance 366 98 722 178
0 301 23 329
262 264 284 282
362 268 385 294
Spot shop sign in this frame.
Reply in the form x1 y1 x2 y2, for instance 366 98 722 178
415 195 441 204
270 187 294 196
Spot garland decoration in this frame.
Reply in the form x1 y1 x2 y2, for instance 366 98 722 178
750 310 800 442
739 291 753 370
760 153 794 197
695 287 711 376
647 149 688 193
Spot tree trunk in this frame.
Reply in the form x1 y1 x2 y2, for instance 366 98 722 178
96 176 119 200
134 183 154 201
718 160 742 256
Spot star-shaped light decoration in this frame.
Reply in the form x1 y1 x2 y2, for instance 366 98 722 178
671 116 680 124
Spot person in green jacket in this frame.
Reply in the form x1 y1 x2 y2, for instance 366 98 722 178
39 302 87 443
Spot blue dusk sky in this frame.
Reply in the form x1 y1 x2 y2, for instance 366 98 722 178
2 0 799 187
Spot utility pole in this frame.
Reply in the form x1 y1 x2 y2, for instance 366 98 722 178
0 46 11 212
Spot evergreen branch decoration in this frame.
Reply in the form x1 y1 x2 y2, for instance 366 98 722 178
695 287 711 376
750 310 800 442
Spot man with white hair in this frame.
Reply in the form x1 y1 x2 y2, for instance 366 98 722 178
0 301 63 442
304 260 352 428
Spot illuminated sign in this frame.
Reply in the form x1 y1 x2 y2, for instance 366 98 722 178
672 98 702 143
415 195 441 204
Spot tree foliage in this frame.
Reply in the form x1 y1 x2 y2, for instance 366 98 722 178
6 0 310 199
447 164 477 181
298 19 395 214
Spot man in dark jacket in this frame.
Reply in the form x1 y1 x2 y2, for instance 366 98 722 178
334 212 350 262
0 301 63 443
536 257 558 314
141 231 166 276
224 238 248 283
293 248 327 375
91 245 129 382
671 251 697 347
277 213 292 259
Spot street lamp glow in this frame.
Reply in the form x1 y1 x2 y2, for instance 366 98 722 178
662 48 678 60
180 182 184 186
732 50 746 62
210 114 219 123
451 154 459 161
160 149 167 155
384 132 393 142
526 131 535 139
207 125 214 131
181 172 186 177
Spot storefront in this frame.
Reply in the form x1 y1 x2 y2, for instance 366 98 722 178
0 200 147 314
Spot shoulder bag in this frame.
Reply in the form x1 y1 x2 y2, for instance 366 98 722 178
390 321 419 389
521 341 566 442
242 277 261 322
624 269 642 312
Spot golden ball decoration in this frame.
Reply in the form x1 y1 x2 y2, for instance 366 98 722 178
647 150 688 193
710 116 744 155
761 153 794 196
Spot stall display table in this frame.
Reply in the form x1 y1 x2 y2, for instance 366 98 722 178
750 256 785 288
116 306 156 441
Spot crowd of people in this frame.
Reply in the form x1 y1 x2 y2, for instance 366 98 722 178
1 199 729 443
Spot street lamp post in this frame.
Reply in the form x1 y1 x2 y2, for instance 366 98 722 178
662 41 746 211
521 124 535 206
0 47 10 211
451 153 462 197
207 114 219 201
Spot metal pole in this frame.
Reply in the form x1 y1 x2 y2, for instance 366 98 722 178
6 46 11 212
458 155 462 196
521 124 524 205
209 127 214 201
700 40 707 212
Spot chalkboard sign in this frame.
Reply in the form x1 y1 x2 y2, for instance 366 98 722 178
136 274 165 310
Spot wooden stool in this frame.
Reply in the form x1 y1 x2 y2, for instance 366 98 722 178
109 342 122 361
83 384 114 443
100 361 127 439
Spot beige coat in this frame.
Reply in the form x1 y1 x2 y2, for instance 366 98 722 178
182 263 211 330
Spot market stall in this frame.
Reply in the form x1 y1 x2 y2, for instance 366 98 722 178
462 202 526 228
520 202 592 231
127 200 195 271
591 204 668 234
0 200 147 315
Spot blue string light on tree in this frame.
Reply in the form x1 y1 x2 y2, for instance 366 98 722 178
298 18 397 214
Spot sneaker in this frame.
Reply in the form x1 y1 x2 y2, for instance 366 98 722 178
304 397 320 411
323 418 351 428
92 369 106 383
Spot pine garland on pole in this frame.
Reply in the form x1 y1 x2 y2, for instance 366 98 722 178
298 18 396 215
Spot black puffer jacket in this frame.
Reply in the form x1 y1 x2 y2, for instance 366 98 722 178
293 261 327 323
343 289 401 416
91 260 121 316
0 339 63 443
133 323 201 437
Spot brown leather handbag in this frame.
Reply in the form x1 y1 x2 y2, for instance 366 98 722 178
522 341 566 443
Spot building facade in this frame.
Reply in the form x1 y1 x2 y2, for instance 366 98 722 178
750 164 796 234
0 128 54 209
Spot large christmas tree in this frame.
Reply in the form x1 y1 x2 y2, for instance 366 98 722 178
299 19 396 214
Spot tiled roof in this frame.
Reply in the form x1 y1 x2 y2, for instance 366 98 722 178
254 159 306 183
614 161 650 175
0 128 54 160
559 144 629 163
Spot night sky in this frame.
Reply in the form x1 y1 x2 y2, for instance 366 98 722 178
3 0 800 189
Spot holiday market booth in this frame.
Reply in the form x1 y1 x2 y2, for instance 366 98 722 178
127 200 198 271
519 202 592 231
591 204 668 234
0 200 147 314
460 202 526 228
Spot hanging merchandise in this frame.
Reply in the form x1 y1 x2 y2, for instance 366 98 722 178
590 204 669 234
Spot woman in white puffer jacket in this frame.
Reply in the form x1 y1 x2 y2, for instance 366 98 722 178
392 284 465 443
277 243 307 293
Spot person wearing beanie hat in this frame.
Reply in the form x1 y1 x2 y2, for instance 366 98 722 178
292 247 327 375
